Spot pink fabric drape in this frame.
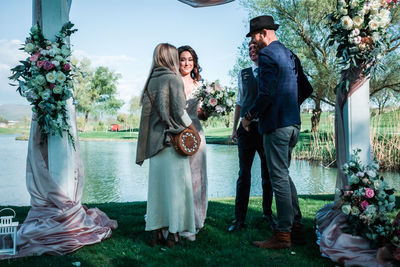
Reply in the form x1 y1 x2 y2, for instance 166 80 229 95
178 0 234 7
0 106 117 259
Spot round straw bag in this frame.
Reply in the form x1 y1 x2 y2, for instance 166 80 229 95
170 128 201 156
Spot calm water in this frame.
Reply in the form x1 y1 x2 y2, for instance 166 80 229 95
0 134 399 206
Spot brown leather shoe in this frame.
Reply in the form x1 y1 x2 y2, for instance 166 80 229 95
253 231 291 249
291 223 306 245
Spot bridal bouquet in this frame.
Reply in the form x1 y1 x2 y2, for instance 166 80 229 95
340 149 396 247
9 22 77 147
195 82 235 117
327 0 399 74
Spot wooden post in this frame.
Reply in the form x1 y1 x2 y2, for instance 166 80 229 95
32 0 76 200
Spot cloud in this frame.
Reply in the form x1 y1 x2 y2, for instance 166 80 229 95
0 39 27 105
72 50 148 113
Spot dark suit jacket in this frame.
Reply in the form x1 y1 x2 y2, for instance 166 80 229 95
248 41 313 134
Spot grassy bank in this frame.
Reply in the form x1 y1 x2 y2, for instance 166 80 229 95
1 196 337 267
2 196 399 266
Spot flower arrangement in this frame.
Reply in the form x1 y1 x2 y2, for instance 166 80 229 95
327 0 399 76
195 81 235 117
340 149 396 247
9 22 77 148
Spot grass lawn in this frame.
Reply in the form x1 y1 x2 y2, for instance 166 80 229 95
78 130 138 141
0 196 343 267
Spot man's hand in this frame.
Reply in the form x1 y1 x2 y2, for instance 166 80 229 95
231 128 237 141
241 118 251 132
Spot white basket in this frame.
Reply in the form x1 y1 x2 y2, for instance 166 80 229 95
0 208 19 256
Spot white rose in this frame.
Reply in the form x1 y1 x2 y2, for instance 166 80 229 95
350 0 359 8
56 71 66 83
339 6 348 15
25 43 35 53
46 71 57 83
353 16 364 28
341 16 354 30
368 19 379 30
53 86 63 94
371 1 381 11
342 204 351 215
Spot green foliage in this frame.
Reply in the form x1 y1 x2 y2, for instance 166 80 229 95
73 58 124 122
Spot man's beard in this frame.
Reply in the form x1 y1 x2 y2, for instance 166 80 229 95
256 39 267 49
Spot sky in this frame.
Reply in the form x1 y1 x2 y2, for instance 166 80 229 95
0 0 250 112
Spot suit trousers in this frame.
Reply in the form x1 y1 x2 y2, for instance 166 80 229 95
263 125 302 232
235 122 273 222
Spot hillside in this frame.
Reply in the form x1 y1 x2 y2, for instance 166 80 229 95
0 104 31 121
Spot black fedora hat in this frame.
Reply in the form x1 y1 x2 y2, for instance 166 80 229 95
246 15 279 37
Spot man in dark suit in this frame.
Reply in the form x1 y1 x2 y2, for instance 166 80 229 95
242 15 313 249
228 41 275 232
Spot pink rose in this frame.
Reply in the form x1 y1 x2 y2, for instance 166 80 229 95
49 83 55 89
361 200 369 210
63 63 71 72
208 98 217 107
365 188 375 199
36 60 44 68
29 52 40 62
43 60 54 71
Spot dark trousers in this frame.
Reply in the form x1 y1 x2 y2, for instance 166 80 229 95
263 125 302 232
235 122 273 222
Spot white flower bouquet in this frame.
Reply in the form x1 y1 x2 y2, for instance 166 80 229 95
9 22 77 148
194 81 235 117
327 0 399 74
340 149 396 247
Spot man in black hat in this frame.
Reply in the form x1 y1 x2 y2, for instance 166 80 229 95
228 40 275 233
242 15 313 249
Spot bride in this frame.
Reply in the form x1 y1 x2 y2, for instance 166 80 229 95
178 45 208 239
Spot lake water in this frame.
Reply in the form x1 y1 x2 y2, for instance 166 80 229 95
0 134 399 206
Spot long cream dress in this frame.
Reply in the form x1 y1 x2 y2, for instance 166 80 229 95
186 83 208 230
145 146 196 234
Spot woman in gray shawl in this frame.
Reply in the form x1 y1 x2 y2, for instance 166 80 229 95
136 43 197 248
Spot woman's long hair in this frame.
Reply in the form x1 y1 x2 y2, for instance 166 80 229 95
140 43 180 104
178 45 202 82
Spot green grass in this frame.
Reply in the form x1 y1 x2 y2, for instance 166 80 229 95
0 196 340 267
78 130 138 141
0 127 29 135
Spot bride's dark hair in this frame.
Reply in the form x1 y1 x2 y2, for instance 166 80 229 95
178 45 202 82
